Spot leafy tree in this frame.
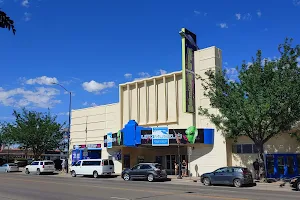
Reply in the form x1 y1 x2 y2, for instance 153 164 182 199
198 39 300 165
2 109 64 159
0 9 16 34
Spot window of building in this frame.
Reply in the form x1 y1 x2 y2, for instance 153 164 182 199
232 144 258 154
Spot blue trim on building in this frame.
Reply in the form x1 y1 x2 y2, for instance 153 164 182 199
203 128 214 144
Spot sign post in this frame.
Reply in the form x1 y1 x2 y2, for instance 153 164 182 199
83 147 88 158
187 146 192 179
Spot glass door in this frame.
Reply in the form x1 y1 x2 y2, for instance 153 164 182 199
165 155 176 175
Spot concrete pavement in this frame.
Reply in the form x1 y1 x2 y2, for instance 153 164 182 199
9 170 295 192
0 173 299 200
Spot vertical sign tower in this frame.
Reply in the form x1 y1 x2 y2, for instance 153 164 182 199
180 28 198 113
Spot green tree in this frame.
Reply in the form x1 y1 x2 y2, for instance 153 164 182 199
198 39 300 164
0 9 16 34
3 109 64 159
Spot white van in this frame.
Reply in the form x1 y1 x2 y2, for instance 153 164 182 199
70 159 115 178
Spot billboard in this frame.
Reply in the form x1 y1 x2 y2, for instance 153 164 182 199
141 127 204 145
151 127 169 146
104 130 123 147
180 28 198 113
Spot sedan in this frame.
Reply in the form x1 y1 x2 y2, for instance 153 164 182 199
0 163 20 173
200 167 253 188
290 176 300 191
121 163 167 182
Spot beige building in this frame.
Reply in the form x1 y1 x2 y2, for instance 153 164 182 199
69 46 300 179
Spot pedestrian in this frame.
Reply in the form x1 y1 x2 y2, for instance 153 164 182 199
182 160 187 177
174 161 179 175
61 159 66 173
253 159 260 180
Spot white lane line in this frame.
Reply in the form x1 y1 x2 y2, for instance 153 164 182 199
110 197 131 200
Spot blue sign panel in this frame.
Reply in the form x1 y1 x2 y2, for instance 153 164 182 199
107 132 113 148
152 127 169 146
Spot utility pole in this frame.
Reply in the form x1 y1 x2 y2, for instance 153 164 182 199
52 83 72 173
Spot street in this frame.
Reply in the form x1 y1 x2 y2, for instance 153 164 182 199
0 173 299 200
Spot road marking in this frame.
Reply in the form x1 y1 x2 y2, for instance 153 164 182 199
110 197 131 200
0 176 248 200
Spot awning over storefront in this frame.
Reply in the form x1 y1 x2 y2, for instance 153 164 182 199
103 120 214 148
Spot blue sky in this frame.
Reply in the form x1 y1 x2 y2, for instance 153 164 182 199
0 0 300 124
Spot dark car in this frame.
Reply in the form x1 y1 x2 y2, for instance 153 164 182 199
121 163 167 182
290 176 300 191
200 167 253 188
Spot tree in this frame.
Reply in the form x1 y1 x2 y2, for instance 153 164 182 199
3 109 64 159
198 39 300 166
0 9 16 34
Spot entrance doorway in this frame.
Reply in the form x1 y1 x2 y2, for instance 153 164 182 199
266 153 300 178
164 155 186 175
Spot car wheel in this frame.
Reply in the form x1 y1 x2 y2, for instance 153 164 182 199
36 168 41 175
123 173 130 181
203 177 211 186
233 178 242 188
147 174 154 182
25 168 30 174
297 182 300 191
71 170 77 177
93 171 98 178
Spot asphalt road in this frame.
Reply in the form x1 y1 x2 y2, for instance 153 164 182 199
0 173 299 200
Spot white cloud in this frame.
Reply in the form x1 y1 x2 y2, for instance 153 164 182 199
91 103 97 107
23 12 32 22
156 69 167 75
257 10 262 17
82 102 88 106
21 0 29 7
194 10 200 15
82 80 115 93
225 67 239 82
124 73 132 79
0 87 61 108
25 76 58 85
243 13 252 20
297 57 300 67
235 13 241 20
134 72 151 80
194 10 207 16
293 0 300 6
57 112 69 116
217 23 228 29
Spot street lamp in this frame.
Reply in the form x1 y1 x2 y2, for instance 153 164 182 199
52 82 71 173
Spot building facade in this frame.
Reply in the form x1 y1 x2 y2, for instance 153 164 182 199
69 46 300 178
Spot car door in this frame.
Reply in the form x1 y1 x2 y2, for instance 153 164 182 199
73 161 82 174
211 167 227 184
29 162 38 172
130 164 141 179
139 164 152 179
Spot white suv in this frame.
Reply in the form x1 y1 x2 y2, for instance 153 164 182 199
25 160 55 175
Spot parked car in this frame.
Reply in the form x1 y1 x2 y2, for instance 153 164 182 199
200 167 253 187
121 163 167 182
0 163 19 172
25 160 55 175
290 176 300 191
70 159 115 178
